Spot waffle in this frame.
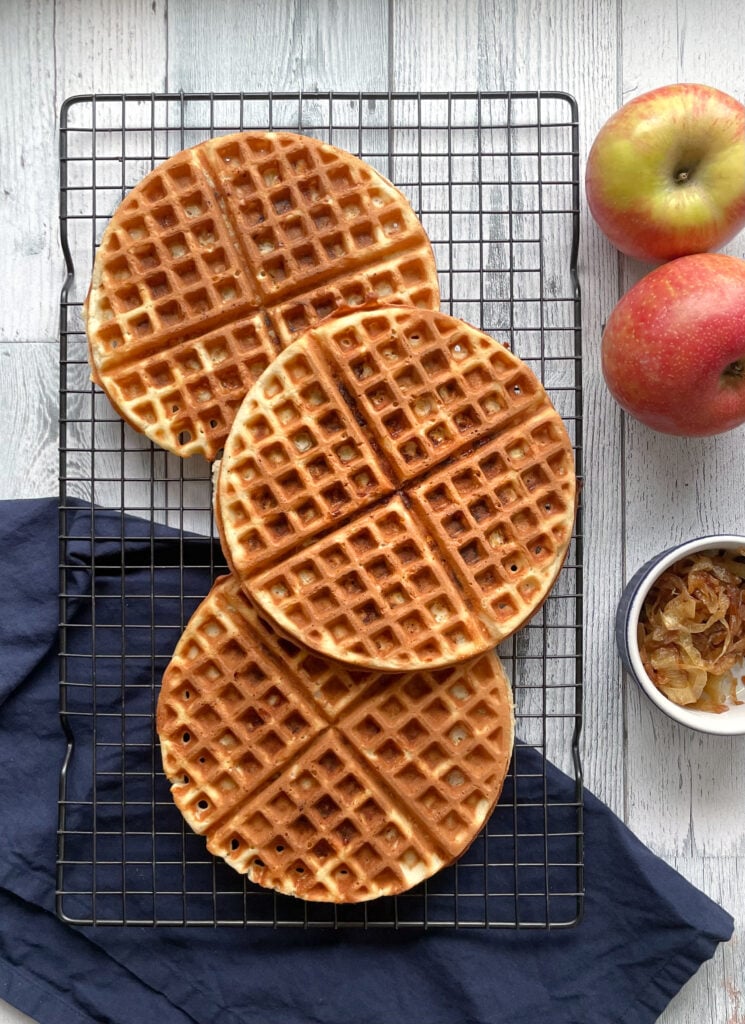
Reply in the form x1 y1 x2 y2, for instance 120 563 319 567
157 574 514 902
84 131 440 459
216 305 577 671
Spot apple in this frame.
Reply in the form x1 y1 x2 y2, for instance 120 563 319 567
601 253 745 436
586 83 745 262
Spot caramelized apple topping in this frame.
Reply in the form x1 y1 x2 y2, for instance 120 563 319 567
638 550 745 713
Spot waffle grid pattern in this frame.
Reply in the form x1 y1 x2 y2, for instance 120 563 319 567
86 132 440 458
104 312 280 452
202 133 428 303
157 576 514 902
219 306 575 669
409 409 576 631
217 336 396 570
324 309 547 481
58 91 584 929
253 496 487 667
86 150 258 362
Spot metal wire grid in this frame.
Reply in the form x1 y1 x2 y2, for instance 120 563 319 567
57 91 584 928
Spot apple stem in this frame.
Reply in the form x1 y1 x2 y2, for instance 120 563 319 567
724 359 745 381
675 169 689 184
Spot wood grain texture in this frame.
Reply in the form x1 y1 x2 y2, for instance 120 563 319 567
54 0 166 95
0 0 57 344
657 856 744 1024
167 0 300 91
167 0 387 91
621 0 745 846
298 0 388 91
2 1 745 1022
0 344 58 500
618 1 745 1019
392 0 478 90
0 0 167 348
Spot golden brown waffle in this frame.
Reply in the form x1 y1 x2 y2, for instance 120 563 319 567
157 574 514 902
216 305 577 671
84 131 440 459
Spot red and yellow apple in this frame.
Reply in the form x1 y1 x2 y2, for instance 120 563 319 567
601 253 745 435
586 84 745 262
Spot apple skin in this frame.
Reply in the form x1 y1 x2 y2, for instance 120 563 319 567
601 253 745 436
586 83 745 262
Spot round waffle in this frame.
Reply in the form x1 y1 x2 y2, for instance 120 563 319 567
84 131 440 459
156 574 514 903
216 305 577 671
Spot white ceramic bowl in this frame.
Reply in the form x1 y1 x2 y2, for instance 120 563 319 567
616 535 745 736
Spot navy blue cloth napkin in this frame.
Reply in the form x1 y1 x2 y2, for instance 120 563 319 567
0 498 733 1024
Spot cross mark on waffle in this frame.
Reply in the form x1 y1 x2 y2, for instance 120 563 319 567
106 313 280 450
251 496 488 667
203 134 428 304
219 306 576 668
88 152 259 363
217 337 396 570
326 309 546 482
409 409 576 631
157 576 514 901
86 132 439 458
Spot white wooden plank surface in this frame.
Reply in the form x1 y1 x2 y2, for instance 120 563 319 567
0 345 58 501
0 0 56 345
2 1 745 1022
617 2 745 1020
167 0 300 91
167 0 387 91
657 855 745 1024
54 0 166 95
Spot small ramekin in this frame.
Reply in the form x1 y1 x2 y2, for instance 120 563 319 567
616 535 745 736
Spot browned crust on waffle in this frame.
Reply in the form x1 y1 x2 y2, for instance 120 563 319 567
157 574 514 902
84 131 440 459
216 305 577 671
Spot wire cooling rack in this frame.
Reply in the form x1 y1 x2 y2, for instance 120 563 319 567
58 91 583 928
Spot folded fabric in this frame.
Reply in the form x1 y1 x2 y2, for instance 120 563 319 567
0 498 733 1024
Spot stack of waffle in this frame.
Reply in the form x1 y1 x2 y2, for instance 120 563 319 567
86 131 577 903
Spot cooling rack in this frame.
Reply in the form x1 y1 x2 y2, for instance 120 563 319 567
57 91 584 928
